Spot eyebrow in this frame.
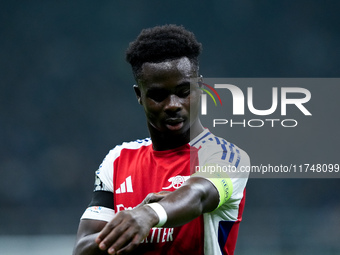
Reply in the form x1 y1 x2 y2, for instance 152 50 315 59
177 81 191 88
147 82 191 91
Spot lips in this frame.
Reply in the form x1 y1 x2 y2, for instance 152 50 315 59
165 118 184 124
165 118 185 131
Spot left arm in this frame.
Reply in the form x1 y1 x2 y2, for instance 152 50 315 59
96 176 219 254
154 176 219 227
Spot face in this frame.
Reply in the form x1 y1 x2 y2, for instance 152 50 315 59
134 57 201 137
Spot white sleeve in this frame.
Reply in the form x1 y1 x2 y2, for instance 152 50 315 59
195 141 250 210
80 148 118 221
81 206 116 222
94 149 117 192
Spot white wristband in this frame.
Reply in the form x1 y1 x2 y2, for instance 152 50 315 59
145 203 167 227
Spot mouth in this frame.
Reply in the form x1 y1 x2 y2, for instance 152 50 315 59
165 118 185 131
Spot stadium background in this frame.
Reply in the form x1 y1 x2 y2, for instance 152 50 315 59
1 1 339 254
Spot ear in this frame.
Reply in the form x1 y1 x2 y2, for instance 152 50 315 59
133 85 142 105
198 74 203 88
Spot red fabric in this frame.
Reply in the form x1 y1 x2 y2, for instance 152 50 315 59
224 189 246 255
113 144 204 254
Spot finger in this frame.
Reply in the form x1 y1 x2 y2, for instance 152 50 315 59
155 191 171 195
135 193 154 208
98 219 129 251
108 227 143 254
115 231 145 255
95 216 123 247
147 191 171 203
95 222 116 245
135 192 164 208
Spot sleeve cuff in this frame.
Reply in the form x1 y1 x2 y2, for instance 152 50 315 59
81 206 115 222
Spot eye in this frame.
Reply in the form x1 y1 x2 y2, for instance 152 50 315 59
176 83 191 98
147 89 169 102
177 88 190 98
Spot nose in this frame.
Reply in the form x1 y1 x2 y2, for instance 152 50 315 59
164 94 182 114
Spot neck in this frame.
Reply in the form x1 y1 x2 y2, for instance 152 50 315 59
149 119 204 151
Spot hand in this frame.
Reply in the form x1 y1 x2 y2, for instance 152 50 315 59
136 191 171 207
95 191 170 254
95 203 159 254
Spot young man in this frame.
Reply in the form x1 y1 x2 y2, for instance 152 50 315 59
73 25 250 255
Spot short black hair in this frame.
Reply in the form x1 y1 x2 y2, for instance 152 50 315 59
126 24 202 79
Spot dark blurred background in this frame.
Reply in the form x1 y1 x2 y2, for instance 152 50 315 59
1 1 339 254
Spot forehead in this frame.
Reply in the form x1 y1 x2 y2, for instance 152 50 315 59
138 57 196 87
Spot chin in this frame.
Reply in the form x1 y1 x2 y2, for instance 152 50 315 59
165 126 190 137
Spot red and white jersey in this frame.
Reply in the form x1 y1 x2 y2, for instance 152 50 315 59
82 129 250 255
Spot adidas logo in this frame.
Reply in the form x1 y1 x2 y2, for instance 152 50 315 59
115 176 133 194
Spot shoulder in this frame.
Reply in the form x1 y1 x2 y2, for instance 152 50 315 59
95 138 152 192
100 138 152 166
191 130 250 168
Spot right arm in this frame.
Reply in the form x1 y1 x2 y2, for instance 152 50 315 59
73 146 121 255
72 188 116 254
73 191 170 255
73 219 108 255
72 191 116 255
